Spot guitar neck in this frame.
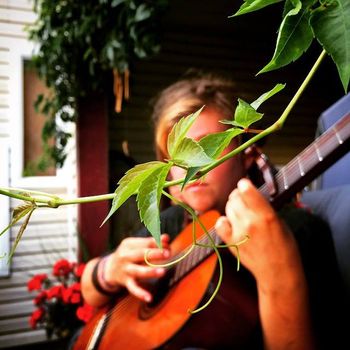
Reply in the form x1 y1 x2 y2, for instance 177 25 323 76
170 113 350 285
261 113 350 209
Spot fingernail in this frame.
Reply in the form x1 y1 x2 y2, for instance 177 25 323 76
215 217 224 228
144 295 151 303
238 178 250 191
156 268 165 275
163 249 170 258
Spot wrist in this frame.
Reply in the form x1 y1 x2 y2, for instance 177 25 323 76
92 256 121 296
256 260 307 298
99 255 121 292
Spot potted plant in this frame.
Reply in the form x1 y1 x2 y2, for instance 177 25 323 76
27 259 93 340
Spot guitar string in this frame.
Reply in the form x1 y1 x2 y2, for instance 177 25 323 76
96 225 219 331
275 128 340 184
92 237 217 345
265 123 350 195
87 297 132 346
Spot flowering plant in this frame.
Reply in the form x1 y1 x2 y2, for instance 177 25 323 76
27 259 94 339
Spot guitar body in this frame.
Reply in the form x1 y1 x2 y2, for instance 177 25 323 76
73 211 259 350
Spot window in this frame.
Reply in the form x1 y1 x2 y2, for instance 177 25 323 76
23 61 56 177
9 42 66 188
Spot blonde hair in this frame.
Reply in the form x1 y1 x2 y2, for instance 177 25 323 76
152 72 239 160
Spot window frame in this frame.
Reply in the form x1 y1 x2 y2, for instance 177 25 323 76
0 141 10 277
9 40 67 189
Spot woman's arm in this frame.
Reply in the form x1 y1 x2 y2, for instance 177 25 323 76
81 257 114 308
216 178 315 350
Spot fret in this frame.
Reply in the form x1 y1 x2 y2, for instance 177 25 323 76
281 167 289 190
185 245 195 272
334 126 344 144
170 255 186 286
173 256 184 283
172 265 180 284
201 245 210 259
169 275 176 287
194 246 203 269
169 267 177 286
299 141 318 171
297 156 305 177
214 232 221 245
314 142 323 162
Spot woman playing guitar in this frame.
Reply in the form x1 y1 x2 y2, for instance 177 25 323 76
78 72 347 349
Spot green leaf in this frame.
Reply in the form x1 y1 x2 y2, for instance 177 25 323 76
8 208 35 263
310 0 350 92
251 83 286 109
111 0 125 7
180 128 244 189
1 203 34 238
222 99 263 128
235 99 264 127
137 163 172 247
135 4 153 22
258 0 314 74
199 129 244 159
181 167 201 191
172 138 213 168
167 106 204 158
102 161 166 226
230 0 283 17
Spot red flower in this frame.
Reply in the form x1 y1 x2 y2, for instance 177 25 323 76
47 285 63 299
52 259 72 277
76 303 94 323
33 290 47 305
28 259 88 337
75 263 86 278
27 274 48 291
29 308 44 329
62 282 81 304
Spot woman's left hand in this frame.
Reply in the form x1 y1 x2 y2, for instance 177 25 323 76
215 178 302 292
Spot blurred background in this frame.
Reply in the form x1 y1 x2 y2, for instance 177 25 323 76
0 0 345 348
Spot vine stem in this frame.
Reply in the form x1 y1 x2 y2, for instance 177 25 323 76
0 50 327 207
0 188 115 207
166 49 327 186
158 190 225 314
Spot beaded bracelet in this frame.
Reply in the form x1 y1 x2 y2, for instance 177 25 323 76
99 256 122 291
91 257 120 296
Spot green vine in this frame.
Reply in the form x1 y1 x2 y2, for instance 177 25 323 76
0 47 330 260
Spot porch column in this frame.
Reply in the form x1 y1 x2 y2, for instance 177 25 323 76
76 95 110 260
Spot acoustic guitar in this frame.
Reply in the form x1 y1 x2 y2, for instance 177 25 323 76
73 113 350 350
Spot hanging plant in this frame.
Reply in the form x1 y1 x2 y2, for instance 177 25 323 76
28 0 168 169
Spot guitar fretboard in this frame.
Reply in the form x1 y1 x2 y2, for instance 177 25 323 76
169 227 222 287
261 113 350 209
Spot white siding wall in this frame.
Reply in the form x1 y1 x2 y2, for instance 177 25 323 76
0 1 78 348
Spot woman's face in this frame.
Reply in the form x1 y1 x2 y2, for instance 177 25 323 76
169 107 247 214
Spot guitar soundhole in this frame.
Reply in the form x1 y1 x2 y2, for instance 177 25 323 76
138 268 175 320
